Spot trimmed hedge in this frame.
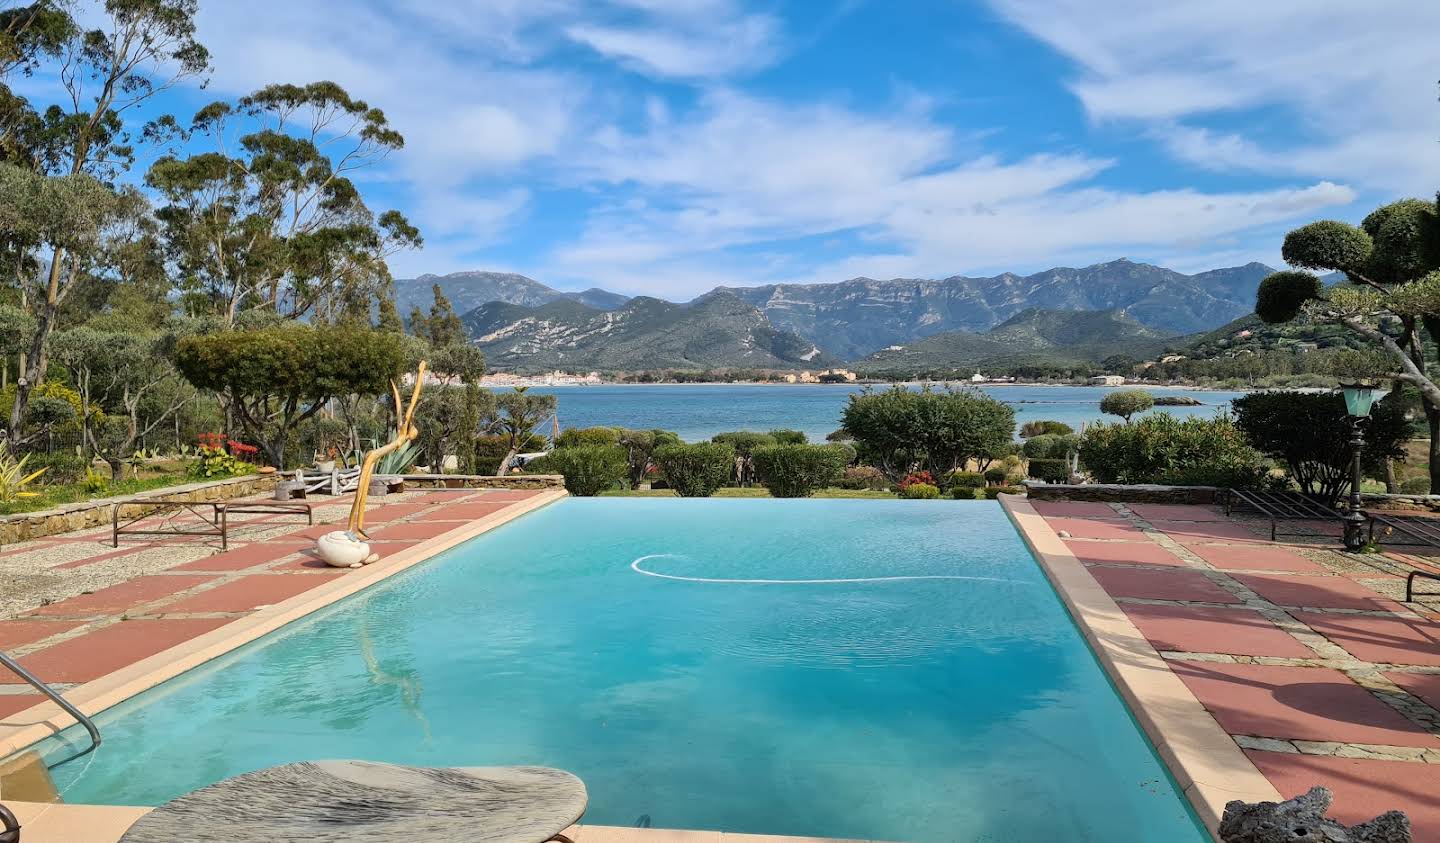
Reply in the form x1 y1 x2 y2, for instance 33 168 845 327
1078 414 1273 489
1027 458 1069 482
983 485 1025 499
983 465 1009 485
654 442 735 497
838 465 888 490
751 444 848 498
899 482 941 499
1020 419 1073 437
530 445 628 496
554 426 622 448
951 485 982 499
948 470 985 489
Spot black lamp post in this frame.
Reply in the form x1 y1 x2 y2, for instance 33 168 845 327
1339 383 1388 552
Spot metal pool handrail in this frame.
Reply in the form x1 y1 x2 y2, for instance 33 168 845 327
0 648 101 766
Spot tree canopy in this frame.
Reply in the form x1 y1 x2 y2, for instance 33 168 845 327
840 386 1015 481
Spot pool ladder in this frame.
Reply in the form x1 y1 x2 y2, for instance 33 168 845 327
0 649 101 766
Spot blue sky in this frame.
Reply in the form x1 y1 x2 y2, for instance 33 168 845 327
59 1 1440 298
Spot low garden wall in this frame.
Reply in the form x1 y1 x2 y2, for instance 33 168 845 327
0 473 281 546
397 474 566 490
1022 482 1222 505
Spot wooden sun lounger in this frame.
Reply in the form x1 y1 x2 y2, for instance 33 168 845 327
1224 489 1345 541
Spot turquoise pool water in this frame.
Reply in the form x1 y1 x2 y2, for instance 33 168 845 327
47 500 1206 841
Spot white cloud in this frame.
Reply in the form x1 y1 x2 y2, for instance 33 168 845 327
564 0 781 79
988 0 1440 192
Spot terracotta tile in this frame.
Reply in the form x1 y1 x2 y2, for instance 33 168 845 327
362 503 431 522
161 574 332 613
1231 573 1403 612
405 491 479 505
1044 516 1145 540
1123 605 1315 657
1171 661 1440 747
1129 504 1228 522
1151 520 1265 543
16 618 231 683
430 501 511 521
0 695 43 719
274 523 350 541
471 490 541 502
171 542 304 572
0 620 83 650
1064 538 1188 567
1187 544 1327 573
370 519 469 541
1089 566 1242 603
1246 751 1440 840
1385 671 1440 709
27 575 217 617
1030 500 1118 518
54 544 151 570
1293 613 1440 666
279 542 413 571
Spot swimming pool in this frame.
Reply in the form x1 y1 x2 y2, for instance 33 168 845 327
45 499 1206 841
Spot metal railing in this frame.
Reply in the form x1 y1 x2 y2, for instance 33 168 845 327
0 649 100 767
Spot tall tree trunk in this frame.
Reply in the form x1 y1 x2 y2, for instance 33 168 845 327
1428 408 1440 494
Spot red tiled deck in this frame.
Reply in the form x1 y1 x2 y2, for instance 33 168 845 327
1015 497 1440 831
15 618 233 684
160 574 334 614
0 620 83 650
27 576 217 618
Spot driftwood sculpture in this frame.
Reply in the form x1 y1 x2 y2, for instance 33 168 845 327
347 360 427 539
314 362 426 568
1219 787 1410 843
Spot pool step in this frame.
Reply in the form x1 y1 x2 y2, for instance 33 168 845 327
0 749 59 803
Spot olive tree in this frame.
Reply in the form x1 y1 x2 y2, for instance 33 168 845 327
840 386 1015 481
1252 198 1440 485
1099 389 1154 423
486 386 557 475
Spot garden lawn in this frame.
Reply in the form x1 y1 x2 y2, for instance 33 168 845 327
0 472 193 516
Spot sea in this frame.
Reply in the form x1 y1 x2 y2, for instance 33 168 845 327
507 383 1246 442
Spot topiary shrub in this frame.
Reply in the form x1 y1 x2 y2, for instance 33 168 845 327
983 485 1025 499
1400 476 1431 495
751 443 848 497
1026 458 1069 483
767 428 808 445
838 465 888 490
950 485 982 499
1099 389 1155 423
983 465 1008 485
1021 434 1073 460
899 482 940 499
654 442 735 497
530 445 628 496
1020 419 1073 438
948 470 985 489
1078 414 1274 489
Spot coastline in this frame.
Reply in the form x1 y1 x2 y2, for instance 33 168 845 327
481 379 1246 393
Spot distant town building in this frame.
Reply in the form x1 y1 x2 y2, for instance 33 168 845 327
780 373 799 384
797 371 820 383
818 368 858 382
970 372 986 383
1088 375 1126 386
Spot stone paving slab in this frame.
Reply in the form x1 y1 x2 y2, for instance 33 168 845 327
1127 504 1228 522
1245 750 1440 840
1170 661 1440 747
1122 604 1317 658
14 618 233 683
1293 613 1440 666
1149 520 1266 544
1043 516 1146 540
434 501 516 520
26 575 218 618
0 619 82 650
1185 543 1328 573
159 574 335 614
1063 539 1188 567
370 519 473 541
0 694 43 719
1030 500 1118 518
1230 573 1404 612
170 542 305 572
1385 672 1440 711
1089 566 1243 603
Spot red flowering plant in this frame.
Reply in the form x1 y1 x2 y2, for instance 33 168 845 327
898 471 936 491
189 433 260 479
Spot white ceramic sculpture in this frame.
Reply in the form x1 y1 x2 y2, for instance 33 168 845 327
315 530 378 568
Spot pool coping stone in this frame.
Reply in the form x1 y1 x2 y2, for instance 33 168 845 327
1000 493 1280 839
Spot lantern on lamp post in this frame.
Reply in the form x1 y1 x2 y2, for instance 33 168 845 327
1338 383 1389 552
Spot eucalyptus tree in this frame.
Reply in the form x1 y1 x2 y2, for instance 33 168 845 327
4 0 208 444
146 81 421 326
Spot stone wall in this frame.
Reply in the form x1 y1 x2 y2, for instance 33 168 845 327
0 473 281 546
1023 481 1222 504
397 474 566 490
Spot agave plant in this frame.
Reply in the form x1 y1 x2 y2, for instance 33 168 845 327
375 440 422 476
0 453 47 503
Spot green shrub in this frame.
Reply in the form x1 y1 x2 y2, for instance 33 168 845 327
22 453 87 485
751 444 848 497
474 433 546 475
1078 414 1274 489
983 466 1008 485
948 470 985 489
82 467 109 494
1026 458 1069 483
950 485 982 499
1099 389 1155 423
841 386 1014 480
1232 390 1410 505
554 426 622 448
768 428 808 445
710 431 776 455
1401 476 1431 495
1020 420 1073 437
654 442 735 497
532 445 628 496
1022 434 1074 460
899 482 940 499
983 485 1025 499
838 465 888 490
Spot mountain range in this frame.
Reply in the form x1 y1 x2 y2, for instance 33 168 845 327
395 259 1277 371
